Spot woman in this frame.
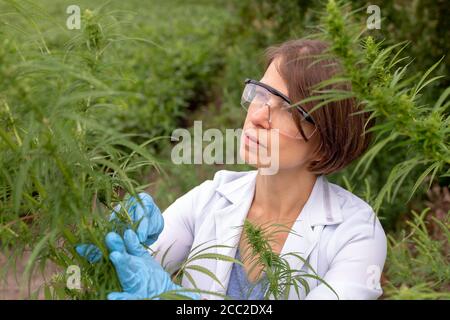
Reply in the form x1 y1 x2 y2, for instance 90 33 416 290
100 39 387 300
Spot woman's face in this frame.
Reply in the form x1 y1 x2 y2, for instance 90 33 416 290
239 58 322 173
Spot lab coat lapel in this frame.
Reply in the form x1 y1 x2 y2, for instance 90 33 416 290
211 171 258 294
209 171 343 299
274 175 344 299
279 174 343 270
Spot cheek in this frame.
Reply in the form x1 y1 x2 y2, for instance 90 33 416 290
277 137 314 167
242 116 252 130
239 118 319 169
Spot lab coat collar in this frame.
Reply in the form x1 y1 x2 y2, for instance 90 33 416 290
214 170 343 227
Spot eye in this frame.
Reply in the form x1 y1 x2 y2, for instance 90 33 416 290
279 101 293 113
245 86 265 101
251 91 268 103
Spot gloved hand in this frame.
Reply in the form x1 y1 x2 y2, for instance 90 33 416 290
106 229 201 300
76 192 164 263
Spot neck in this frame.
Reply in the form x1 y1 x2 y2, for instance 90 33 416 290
252 167 318 223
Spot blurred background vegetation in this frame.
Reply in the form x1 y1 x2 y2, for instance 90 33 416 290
0 0 448 299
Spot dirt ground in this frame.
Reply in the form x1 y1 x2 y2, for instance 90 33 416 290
0 251 59 299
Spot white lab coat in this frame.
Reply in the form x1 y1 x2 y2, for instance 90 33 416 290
149 170 387 300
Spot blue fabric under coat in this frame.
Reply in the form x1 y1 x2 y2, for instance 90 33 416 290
225 247 268 300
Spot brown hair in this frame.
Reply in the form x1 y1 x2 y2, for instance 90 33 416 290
264 39 374 176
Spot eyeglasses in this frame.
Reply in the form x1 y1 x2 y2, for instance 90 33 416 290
241 78 317 140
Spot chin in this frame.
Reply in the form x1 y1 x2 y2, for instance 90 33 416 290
239 146 273 169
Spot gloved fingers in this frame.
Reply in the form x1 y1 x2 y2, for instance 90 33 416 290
111 194 139 223
125 194 138 214
105 232 126 253
75 243 90 257
141 215 164 246
109 192 163 245
124 229 148 257
145 194 162 226
107 292 138 300
143 233 159 247
75 244 102 263
137 192 155 207
110 192 159 225
148 207 164 235
109 204 122 222
109 251 135 282
138 195 164 244
136 216 150 243
130 192 153 222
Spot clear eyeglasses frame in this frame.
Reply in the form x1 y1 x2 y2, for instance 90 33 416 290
241 78 317 141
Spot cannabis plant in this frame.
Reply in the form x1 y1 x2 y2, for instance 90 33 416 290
300 0 449 214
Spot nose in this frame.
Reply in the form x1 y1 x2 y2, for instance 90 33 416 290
248 103 271 130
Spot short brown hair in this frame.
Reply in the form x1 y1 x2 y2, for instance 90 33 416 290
264 39 374 176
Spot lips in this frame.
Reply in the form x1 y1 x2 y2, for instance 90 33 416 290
244 131 266 148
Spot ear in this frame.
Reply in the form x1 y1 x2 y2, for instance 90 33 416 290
310 156 323 166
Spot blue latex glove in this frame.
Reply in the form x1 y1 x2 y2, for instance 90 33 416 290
75 243 103 263
106 229 201 300
76 192 164 263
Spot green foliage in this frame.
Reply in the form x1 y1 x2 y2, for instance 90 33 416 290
302 0 450 216
100 1 233 147
231 0 450 98
237 219 338 300
2 0 324 301
1 0 449 300
228 0 320 47
383 208 450 299
353 0 450 100
225 0 450 232
0 2 160 297
0 0 232 299
212 0 450 300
